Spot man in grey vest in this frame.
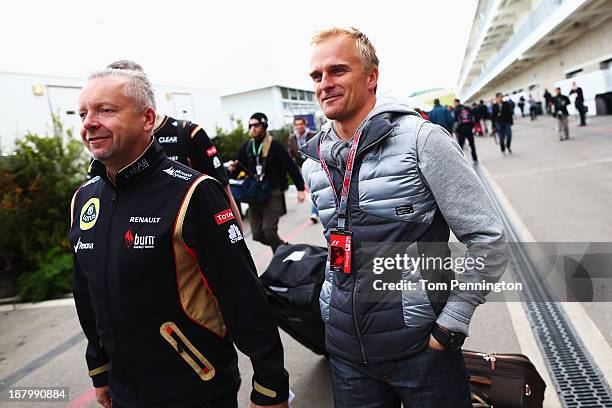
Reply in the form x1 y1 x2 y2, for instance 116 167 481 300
300 27 508 408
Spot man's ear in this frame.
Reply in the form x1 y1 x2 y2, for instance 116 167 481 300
143 107 156 133
367 67 379 92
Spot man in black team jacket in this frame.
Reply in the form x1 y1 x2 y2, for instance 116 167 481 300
71 69 288 408
106 60 243 230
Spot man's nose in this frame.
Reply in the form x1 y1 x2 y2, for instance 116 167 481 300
81 113 98 131
320 73 335 90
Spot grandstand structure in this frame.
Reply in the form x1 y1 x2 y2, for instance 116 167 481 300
457 0 612 115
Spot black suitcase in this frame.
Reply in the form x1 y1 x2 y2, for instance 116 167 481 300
463 350 546 408
260 244 327 355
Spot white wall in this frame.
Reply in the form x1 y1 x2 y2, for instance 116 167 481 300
555 67 612 115
0 72 84 153
0 71 227 154
154 84 228 135
221 87 284 130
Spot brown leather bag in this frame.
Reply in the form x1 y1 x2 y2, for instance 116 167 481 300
463 350 546 408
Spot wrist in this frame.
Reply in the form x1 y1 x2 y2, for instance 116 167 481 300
431 323 466 351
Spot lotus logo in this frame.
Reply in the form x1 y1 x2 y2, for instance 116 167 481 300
79 198 100 230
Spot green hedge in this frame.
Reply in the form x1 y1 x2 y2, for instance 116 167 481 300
214 117 292 161
0 117 87 301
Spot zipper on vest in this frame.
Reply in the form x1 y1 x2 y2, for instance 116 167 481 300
103 188 138 397
352 275 368 365
330 127 395 366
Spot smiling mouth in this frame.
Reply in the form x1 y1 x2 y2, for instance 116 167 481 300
87 135 111 144
323 94 342 103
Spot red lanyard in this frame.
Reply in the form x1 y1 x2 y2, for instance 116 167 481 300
317 124 365 231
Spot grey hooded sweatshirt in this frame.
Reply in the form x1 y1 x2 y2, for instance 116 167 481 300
300 100 507 364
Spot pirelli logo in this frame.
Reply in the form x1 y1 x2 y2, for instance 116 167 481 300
214 209 235 225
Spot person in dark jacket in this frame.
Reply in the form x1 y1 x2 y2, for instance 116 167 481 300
528 94 538 121
544 89 553 115
492 93 514 154
471 102 483 136
229 113 305 252
288 117 319 223
453 99 478 162
518 96 526 117
105 60 243 230
553 87 571 141
428 98 454 133
72 69 289 408
570 81 587 126
477 100 490 134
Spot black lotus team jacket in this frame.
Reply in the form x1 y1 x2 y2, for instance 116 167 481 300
69 140 288 408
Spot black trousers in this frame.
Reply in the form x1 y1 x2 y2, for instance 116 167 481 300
248 189 285 252
457 129 478 162
576 103 587 125
112 389 238 408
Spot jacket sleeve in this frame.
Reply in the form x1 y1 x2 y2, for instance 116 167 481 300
445 109 454 130
491 106 497 128
182 178 289 405
287 135 298 160
416 122 508 336
190 126 229 187
229 142 247 179
73 257 110 387
277 142 305 191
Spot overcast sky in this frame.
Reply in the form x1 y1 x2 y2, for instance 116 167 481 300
2 0 477 97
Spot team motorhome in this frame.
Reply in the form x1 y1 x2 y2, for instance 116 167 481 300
0 70 228 155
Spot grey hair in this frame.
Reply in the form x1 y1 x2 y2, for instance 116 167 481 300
88 68 156 111
106 59 145 72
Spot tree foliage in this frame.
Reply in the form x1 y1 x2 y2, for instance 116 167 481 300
0 116 88 301
213 116 292 162
213 116 250 161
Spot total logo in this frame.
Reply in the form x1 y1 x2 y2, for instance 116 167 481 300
124 229 156 249
158 136 178 144
214 209 235 225
228 224 243 243
206 146 217 157
163 166 193 180
73 237 94 253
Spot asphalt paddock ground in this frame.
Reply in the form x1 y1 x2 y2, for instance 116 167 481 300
1 114 611 407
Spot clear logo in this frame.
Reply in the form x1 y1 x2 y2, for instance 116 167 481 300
158 136 178 143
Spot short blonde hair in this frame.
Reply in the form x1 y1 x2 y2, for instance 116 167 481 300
311 27 379 73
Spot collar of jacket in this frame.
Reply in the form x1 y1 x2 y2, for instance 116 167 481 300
299 112 395 163
252 132 273 158
292 129 315 139
90 138 166 187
